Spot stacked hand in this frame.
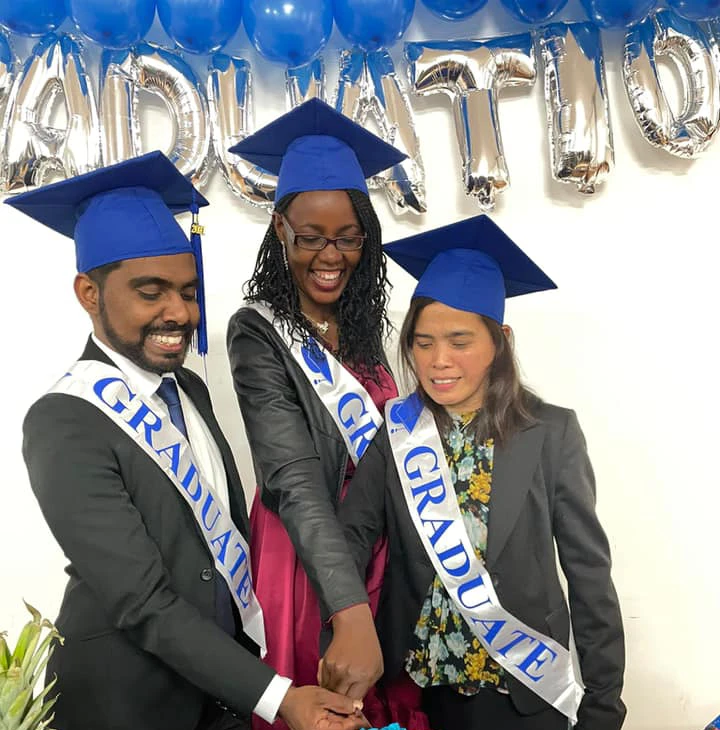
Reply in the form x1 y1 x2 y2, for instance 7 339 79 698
278 686 368 730
279 603 383 730
318 604 384 701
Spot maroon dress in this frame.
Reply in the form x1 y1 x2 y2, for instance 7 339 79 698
248 364 430 730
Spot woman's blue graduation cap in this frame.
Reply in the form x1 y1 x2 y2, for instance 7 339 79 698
4 151 213 353
384 214 557 324
228 98 407 201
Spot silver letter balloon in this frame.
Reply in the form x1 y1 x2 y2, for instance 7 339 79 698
2 32 100 194
209 54 276 208
218 57 326 207
0 29 16 189
100 42 212 188
405 37 535 211
623 9 719 158
336 47 426 215
537 22 613 194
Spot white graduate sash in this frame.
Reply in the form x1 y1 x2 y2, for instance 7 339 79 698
246 301 383 465
50 360 267 656
386 393 584 723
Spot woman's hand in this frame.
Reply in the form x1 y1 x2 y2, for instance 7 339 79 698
318 603 384 700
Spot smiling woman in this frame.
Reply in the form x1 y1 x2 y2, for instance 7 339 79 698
272 189 365 350
400 297 532 444
322 214 626 730
410 302 497 414
226 99 426 730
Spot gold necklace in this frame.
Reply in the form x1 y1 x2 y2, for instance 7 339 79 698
304 314 330 335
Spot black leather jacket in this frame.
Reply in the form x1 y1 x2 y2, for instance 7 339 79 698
226 305 389 616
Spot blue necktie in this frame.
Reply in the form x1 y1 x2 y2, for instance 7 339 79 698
156 377 236 637
156 378 188 437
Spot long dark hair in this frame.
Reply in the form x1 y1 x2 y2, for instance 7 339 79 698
399 297 536 445
244 189 390 376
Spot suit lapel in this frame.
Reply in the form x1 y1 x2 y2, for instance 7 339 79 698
485 422 545 568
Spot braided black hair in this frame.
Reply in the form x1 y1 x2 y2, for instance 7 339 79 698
244 189 390 377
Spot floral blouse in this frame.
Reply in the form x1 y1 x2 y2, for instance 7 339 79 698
405 412 508 695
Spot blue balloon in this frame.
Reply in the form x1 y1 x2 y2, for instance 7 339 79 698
158 0 243 55
0 0 66 36
333 0 414 52
500 0 567 23
0 31 10 64
420 0 487 20
243 0 332 67
67 0 156 48
667 0 720 20
580 0 656 27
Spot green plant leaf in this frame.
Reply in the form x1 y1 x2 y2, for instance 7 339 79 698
0 604 62 730
9 623 39 670
4 687 32 730
0 635 10 672
0 664 21 714
24 627 61 687
15 683 58 730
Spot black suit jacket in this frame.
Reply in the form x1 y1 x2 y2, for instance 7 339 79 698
331 400 626 730
22 339 275 730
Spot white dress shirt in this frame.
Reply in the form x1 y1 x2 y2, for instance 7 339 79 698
91 335 291 722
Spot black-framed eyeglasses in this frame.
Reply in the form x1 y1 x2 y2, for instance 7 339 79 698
280 215 366 252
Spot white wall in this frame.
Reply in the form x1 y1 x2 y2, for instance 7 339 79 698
1 7 719 730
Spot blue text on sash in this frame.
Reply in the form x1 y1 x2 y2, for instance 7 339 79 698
338 391 380 461
402 440 559 683
93 376 253 607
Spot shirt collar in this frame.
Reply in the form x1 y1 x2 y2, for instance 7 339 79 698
91 334 175 398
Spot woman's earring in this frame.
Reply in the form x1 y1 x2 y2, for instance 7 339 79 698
281 243 289 271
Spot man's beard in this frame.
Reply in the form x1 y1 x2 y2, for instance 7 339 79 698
99 296 194 375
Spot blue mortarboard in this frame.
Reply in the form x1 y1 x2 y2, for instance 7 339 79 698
4 151 212 353
228 98 407 201
384 214 556 324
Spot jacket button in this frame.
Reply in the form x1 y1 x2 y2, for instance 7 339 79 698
200 568 213 581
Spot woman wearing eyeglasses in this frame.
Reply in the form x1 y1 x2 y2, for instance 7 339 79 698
226 100 425 730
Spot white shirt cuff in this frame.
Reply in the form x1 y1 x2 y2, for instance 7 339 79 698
253 674 293 724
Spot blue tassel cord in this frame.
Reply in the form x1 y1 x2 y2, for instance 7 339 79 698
189 189 208 356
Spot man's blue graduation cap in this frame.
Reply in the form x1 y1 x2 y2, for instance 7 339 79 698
4 151 212 354
228 98 407 201
384 214 557 324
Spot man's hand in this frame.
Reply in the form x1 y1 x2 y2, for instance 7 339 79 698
319 603 383 700
278 685 368 730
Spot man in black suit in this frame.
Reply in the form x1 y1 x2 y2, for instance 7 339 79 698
8 152 366 730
